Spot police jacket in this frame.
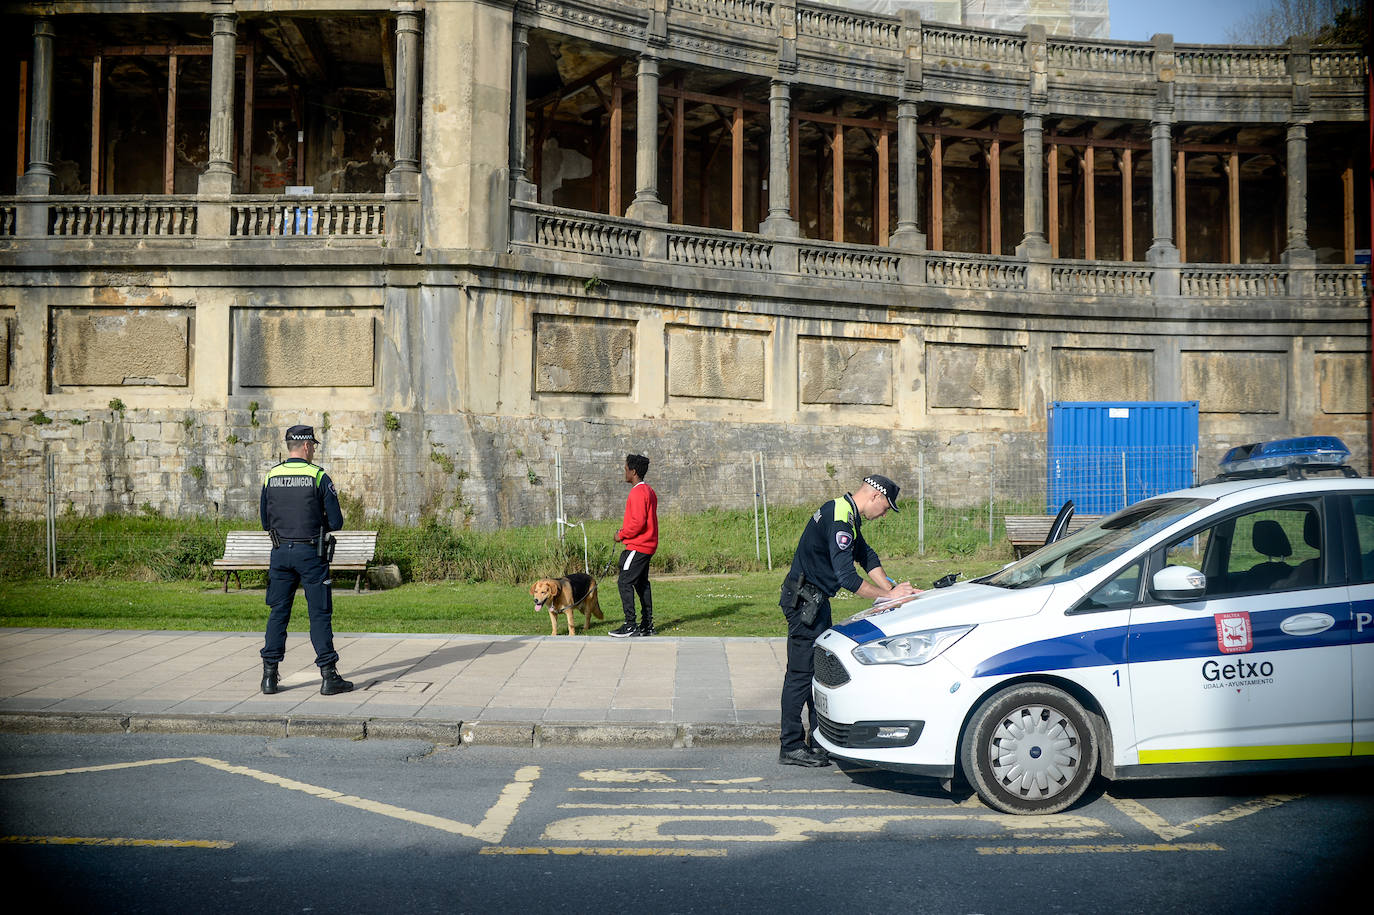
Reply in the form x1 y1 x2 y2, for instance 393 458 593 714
785 493 882 598
260 458 344 542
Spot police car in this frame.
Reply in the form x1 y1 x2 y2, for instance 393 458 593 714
811 436 1374 814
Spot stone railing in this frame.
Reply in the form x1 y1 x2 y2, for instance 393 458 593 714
231 195 387 237
1175 46 1288 79
48 197 199 236
1180 266 1288 298
926 252 1027 290
0 205 14 237
799 243 900 282
1311 48 1368 79
1047 37 1153 76
923 24 1025 66
1313 266 1368 298
668 0 774 27
528 205 643 258
667 228 771 270
797 3 901 50
1051 263 1154 296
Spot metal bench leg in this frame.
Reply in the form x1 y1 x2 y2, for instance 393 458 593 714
355 571 363 593
223 572 230 593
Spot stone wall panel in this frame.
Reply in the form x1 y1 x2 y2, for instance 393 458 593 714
799 337 894 405
667 326 765 401
1182 351 1285 414
234 310 377 388
1317 352 1368 414
928 343 1023 410
1053 348 1153 402
0 316 9 386
52 309 190 387
534 316 634 394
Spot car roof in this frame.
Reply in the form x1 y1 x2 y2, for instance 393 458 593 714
1156 474 1374 505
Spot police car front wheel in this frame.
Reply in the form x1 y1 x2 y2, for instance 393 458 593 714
960 684 1099 815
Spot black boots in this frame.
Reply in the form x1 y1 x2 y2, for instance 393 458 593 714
320 665 354 695
260 661 280 695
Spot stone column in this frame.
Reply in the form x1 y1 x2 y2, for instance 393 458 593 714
760 79 798 237
1016 112 1050 257
1282 121 1315 263
199 1 237 195
18 18 55 195
1146 33 1179 266
625 52 667 222
387 4 421 195
508 23 536 202
889 99 926 251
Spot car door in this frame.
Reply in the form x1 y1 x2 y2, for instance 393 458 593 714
1126 496 1352 766
1344 493 1374 758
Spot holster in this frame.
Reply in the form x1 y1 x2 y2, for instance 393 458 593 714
781 572 825 627
317 531 336 563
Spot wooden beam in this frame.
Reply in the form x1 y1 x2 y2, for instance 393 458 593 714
90 55 102 194
876 122 889 245
536 58 627 112
1083 145 1095 260
1120 148 1133 260
1227 149 1240 263
988 137 1001 255
731 96 744 232
380 19 394 91
672 73 684 224
1175 148 1187 261
164 54 178 194
1342 161 1355 263
609 80 622 216
832 121 844 243
241 40 256 189
16 60 27 179
1048 142 1059 257
98 44 216 57
277 20 328 84
931 132 943 251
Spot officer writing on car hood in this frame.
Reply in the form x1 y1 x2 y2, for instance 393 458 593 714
778 474 918 767
259 424 354 696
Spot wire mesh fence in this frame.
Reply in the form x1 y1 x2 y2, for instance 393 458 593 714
1 442 1199 583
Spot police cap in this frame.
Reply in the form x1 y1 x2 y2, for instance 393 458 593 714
285 424 320 444
863 474 901 512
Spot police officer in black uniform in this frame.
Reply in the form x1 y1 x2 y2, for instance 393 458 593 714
259 424 353 696
777 474 917 766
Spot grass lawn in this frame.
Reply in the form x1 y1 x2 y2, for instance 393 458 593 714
0 555 1004 637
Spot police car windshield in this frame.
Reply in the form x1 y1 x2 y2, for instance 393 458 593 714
983 498 1207 590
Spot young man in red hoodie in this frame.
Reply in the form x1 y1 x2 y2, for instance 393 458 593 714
610 453 658 637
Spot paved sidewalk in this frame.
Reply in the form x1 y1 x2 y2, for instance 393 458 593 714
0 629 788 746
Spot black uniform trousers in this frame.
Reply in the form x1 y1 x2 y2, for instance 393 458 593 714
617 549 653 627
261 541 339 667
779 595 832 752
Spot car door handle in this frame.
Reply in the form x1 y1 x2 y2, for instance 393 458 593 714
1279 612 1335 636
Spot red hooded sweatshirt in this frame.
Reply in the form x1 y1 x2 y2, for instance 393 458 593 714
617 481 658 555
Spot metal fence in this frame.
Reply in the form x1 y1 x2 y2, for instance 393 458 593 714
2 443 1200 581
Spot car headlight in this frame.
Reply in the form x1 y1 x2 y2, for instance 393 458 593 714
850 625 974 666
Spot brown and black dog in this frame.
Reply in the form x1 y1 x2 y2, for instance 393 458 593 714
529 572 604 635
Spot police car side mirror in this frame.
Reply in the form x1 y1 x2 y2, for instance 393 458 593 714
1150 565 1207 602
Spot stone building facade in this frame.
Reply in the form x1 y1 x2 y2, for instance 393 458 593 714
0 0 1368 527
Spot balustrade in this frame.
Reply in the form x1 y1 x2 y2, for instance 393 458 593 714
231 196 387 237
667 231 771 270
926 253 1027 290
922 25 1025 66
49 198 198 236
1051 265 1154 296
668 0 773 27
1179 267 1288 297
797 4 900 49
798 245 899 282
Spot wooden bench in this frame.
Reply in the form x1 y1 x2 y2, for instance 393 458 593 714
212 530 379 592
1004 514 1103 557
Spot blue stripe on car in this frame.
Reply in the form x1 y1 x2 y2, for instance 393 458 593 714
970 602 1357 678
831 619 884 643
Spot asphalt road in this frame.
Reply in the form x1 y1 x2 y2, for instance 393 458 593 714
1 733 1370 914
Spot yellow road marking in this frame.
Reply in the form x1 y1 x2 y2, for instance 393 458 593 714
480 846 726 858
559 802 957 811
0 835 233 849
543 812 1108 843
1 757 540 845
1107 793 1302 841
978 842 1223 855
568 786 906 794
693 777 763 785
577 769 689 783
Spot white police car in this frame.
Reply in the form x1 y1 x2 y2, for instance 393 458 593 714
811 436 1374 814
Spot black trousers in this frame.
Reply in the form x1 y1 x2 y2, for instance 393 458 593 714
261 542 339 668
779 596 832 751
617 549 653 626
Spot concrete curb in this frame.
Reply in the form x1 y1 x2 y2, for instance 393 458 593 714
0 711 780 748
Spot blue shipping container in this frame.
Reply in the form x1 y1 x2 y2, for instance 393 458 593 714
1047 402 1199 514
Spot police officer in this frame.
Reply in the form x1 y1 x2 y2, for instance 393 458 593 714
778 474 918 766
259 424 353 696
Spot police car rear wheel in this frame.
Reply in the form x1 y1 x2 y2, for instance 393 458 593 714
961 684 1099 815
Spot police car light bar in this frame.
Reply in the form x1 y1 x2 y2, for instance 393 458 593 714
1217 435 1353 478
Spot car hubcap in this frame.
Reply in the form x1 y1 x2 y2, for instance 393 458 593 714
988 703 1081 799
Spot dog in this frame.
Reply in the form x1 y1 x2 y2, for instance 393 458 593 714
529 572 603 635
